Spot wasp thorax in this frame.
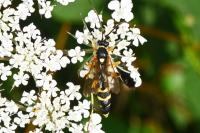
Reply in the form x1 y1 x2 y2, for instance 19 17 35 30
97 47 108 64
97 40 109 47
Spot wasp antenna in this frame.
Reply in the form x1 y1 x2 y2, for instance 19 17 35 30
91 8 105 41
105 23 119 40
86 0 105 41
79 13 96 41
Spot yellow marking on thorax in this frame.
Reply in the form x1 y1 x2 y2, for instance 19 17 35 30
98 87 110 93
97 93 111 101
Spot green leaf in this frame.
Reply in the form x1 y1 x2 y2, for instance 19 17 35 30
163 0 200 42
183 65 200 119
53 0 104 23
103 116 128 133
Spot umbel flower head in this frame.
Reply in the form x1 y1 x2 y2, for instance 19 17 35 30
0 0 146 132
74 0 147 88
0 0 73 88
0 0 105 132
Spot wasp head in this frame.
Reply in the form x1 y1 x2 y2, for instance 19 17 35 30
97 47 108 64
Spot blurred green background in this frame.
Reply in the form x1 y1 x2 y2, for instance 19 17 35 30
3 0 200 132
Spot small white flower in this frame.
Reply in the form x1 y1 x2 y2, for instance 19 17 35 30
2 7 15 22
0 123 17 133
57 0 75 5
74 100 90 118
35 73 53 87
29 128 43 133
108 0 134 22
0 32 13 57
13 72 30 87
104 19 115 35
0 64 12 81
43 80 59 97
9 54 25 68
130 69 142 87
117 22 129 38
127 28 147 46
32 108 49 126
15 31 29 45
68 46 85 64
59 91 70 105
69 123 83 133
22 0 35 13
85 113 104 133
0 94 7 105
15 3 31 20
0 19 10 33
65 82 82 100
121 49 136 66
0 0 11 8
4 101 19 114
47 50 70 71
39 1 54 18
92 29 102 41
20 90 37 105
75 29 92 44
8 16 20 31
116 40 130 51
42 39 56 52
14 111 30 128
23 23 40 39
67 110 82 122
85 10 102 29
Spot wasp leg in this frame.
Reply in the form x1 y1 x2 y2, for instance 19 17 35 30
90 93 94 114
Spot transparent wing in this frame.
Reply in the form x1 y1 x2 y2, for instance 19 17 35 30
83 78 93 97
82 57 100 97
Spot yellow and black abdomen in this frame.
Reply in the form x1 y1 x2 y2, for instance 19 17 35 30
97 87 111 117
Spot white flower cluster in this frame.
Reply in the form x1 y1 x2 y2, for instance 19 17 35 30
0 0 74 20
75 0 147 87
18 82 103 133
0 82 104 132
0 0 71 87
1 0 105 132
0 94 19 132
108 0 134 22
0 22 70 87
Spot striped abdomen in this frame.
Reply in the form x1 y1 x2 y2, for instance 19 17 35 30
97 87 111 117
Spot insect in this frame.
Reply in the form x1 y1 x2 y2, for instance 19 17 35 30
75 8 145 117
81 34 135 117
